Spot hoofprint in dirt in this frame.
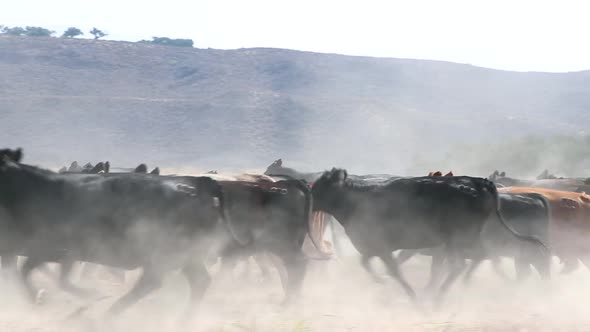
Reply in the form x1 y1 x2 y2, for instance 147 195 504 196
1 256 590 332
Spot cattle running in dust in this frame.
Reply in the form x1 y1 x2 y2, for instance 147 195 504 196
3 149 587 321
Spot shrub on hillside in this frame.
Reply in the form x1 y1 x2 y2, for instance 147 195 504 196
1 26 26 36
24 26 55 37
90 27 107 40
1 26 54 37
62 27 84 38
138 36 193 47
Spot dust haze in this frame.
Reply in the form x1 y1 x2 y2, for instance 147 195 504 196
3 18 590 332
2 244 590 332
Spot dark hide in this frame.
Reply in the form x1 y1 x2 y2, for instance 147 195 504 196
0 159 228 316
264 159 401 258
397 192 551 288
134 164 148 174
209 178 315 303
311 168 548 304
0 148 23 163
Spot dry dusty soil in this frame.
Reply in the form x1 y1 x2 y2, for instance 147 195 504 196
0 254 589 332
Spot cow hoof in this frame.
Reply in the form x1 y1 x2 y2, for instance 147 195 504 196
35 289 47 305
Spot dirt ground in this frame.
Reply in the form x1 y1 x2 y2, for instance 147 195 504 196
1 255 590 332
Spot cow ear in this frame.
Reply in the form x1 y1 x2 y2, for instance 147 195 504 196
15 148 23 163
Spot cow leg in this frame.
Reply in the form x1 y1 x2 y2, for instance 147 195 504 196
529 251 551 280
20 256 49 304
514 256 533 281
79 262 99 281
461 242 487 286
490 257 510 281
106 267 126 284
278 251 308 306
360 255 385 284
560 257 580 274
425 252 446 293
379 254 416 302
254 253 273 283
217 255 239 282
179 260 211 323
106 266 163 315
2 255 18 282
577 255 590 274
396 250 418 265
462 258 485 286
434 252 466 306
57 259 97 297
266 253 288 291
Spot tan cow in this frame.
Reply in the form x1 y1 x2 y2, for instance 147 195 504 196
499 186 590 272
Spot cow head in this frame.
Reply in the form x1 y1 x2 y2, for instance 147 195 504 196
0 148 23 170
89 162 106 174
134 163 148 173
311 168 347 211
0 148 23 164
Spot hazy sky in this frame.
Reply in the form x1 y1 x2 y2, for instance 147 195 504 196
2 0 589 72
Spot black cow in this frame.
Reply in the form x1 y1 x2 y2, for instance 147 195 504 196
0 154 231 316
77 163 161 283
396 192 551 289
207 177 319 304
310 168 548 304
264 159 400 258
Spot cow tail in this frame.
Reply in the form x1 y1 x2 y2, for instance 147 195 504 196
290 180 326 256
486 179 550 254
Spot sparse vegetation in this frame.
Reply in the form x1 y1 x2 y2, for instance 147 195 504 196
1 26 26 36
61 27 83 38
1 26 54 37
24 26 55 37
0 25 198 48
139 36 194 47
89 27 107 40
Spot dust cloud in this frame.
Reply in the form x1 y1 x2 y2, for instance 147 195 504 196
1 160 589 332
1 241 590 331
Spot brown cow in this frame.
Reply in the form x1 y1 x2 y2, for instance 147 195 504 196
499 186 590 273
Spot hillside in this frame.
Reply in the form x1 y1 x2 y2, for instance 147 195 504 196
1 35 590 175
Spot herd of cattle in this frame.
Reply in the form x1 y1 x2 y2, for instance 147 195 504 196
1 148 590 318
